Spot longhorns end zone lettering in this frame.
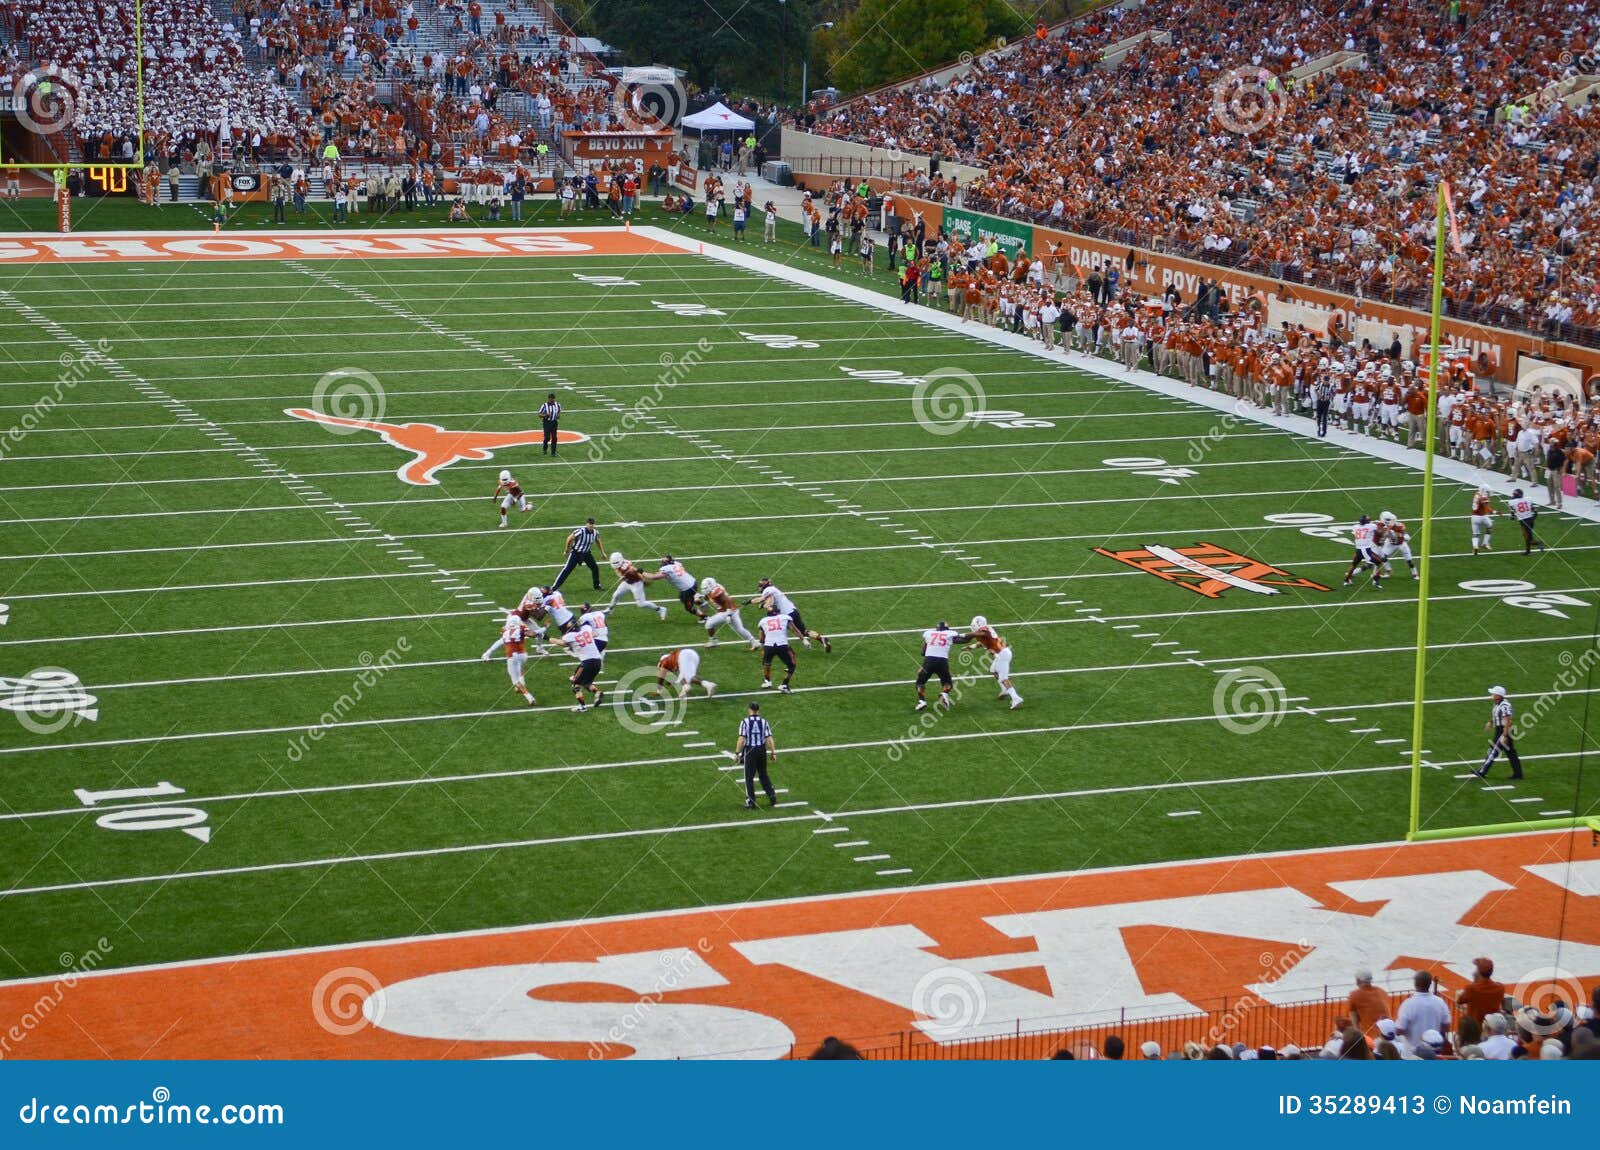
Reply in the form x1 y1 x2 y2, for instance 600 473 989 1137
1094 541 1331 599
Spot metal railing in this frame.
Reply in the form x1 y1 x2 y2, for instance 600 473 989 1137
688 989 1357 1060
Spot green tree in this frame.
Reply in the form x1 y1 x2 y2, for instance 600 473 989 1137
575 0 813 99
821 0 1025 94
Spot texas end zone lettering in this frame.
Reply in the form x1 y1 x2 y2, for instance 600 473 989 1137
1094 541 1331 599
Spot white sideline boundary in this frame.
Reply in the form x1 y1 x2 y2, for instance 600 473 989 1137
634 226 1600 529
0 820 1579 986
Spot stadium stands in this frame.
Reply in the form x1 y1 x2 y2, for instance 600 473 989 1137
808 0 1600 343
0 0 620 179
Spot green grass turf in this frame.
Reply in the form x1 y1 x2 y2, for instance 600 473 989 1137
0 246 1596 980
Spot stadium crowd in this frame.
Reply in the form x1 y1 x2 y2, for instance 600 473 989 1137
795 177 1600 500
0 0 619 174
807 964 1600 1060
810 0 1600 344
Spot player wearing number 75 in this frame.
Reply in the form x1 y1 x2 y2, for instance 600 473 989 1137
913 622 955 712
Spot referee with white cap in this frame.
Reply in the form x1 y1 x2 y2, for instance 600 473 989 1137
1472 686 1523 780
734 702 778 810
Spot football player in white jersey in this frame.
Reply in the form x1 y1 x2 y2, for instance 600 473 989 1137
656 647 715 698
697 575 757 648
1375 511 1419 581
560 621 605 712
1508 488 1546 554
641 554 706 618
538 585 575 629
492 469 532 528
577 603 609 653
757 605 802 692
1341 514 1385 589
608 553 670 619
481 587 549 660
497 612 537 706
914 621 956 711
747 578 831 651
958 615 1022 708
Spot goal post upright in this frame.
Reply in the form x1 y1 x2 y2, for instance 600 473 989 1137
1406 184 1596 846
1406 183 1448 842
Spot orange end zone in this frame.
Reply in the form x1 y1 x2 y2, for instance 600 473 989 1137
0 229 679 263
2 833 1596 1060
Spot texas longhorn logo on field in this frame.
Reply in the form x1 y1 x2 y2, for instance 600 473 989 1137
1094 541 1331 599
287 409 591 485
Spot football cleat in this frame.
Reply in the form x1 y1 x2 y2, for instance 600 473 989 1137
761 679 772 689
706 637 719 648
526 694 538 707
658 606 669 621
914 700 928 712
704 681 717 697
574 703 588 713
778 684 791 694
743 799 756 810
592 690 604 706
802 638 812 649
1010 697 1024 710
822 637 832 653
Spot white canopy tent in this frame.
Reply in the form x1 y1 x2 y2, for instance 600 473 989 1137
680 102 755 133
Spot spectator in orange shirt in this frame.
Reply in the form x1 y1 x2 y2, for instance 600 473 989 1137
1456 956 1506 1025
1347 967 1392 1033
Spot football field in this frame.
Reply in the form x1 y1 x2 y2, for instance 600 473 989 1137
1 226 1597 992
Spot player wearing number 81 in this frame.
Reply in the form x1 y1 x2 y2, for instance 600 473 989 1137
914 622 956 712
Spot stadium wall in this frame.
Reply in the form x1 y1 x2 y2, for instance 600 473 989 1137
893 195 1600 388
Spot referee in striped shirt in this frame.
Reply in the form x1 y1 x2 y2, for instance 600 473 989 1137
1473 685 1524 780
551 518 604 592
538 393 562 455
734 702 778 810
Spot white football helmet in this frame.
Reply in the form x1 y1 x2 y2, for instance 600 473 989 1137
700 576 716 595
499 469 512 482
1380 511 1397 524
609 551 624 568
971 615 988 630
